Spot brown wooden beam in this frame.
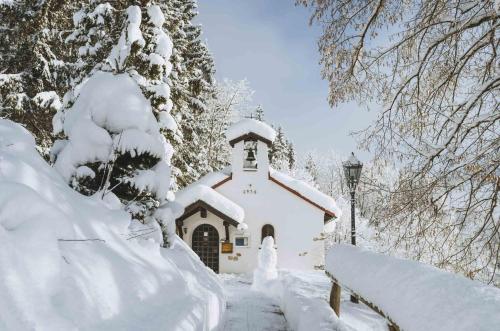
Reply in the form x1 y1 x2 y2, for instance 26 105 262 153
329 281 341 317
325 271 400 330
228 133 273 147
176 200 240 227
176 220 184 239
223 221 230 242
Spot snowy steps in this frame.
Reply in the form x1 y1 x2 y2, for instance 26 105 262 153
220 275 287 331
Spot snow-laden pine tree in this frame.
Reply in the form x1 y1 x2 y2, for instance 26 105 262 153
161 0 216 189
254 105 265 121
52 4 177 232
0 0 74 154
269 126 293 171
63 0 118 94
287 142 296 170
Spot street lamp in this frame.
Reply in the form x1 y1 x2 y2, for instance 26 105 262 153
343 152 363 304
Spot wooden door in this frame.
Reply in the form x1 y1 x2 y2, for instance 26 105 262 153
192 224 219 273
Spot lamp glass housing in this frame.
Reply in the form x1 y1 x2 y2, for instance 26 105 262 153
343 152 363 192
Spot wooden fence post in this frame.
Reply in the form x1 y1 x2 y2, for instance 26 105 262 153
329 281 341 317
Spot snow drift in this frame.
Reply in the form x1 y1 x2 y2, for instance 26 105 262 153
278 271 347 331
326 244 500 331
0 119 224 330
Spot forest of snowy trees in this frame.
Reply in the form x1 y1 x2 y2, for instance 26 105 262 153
299 0 499 286
0 0 297 243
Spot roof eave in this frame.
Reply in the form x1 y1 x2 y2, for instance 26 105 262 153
268 172 338 219
228 132 273 147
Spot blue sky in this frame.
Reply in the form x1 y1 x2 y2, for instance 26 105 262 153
197 0 378 160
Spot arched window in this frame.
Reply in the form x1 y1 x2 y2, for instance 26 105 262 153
261 224 275 242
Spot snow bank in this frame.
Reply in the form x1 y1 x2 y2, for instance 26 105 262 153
269 167 341 217
278 271 347 331
226 118 276 143
252 236 278 293
175 184 245 223
0 119 224 330
326 244 500 331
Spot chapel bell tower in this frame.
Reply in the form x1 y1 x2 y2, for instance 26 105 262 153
226 119 276 178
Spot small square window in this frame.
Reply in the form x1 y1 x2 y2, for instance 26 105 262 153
235 237 249 247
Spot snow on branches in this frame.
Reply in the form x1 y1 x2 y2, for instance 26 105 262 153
301 0 500 284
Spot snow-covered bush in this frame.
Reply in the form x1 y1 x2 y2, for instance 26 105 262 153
252 236 279 294
0 119 224 330
53 4 177 227
53 71 173 223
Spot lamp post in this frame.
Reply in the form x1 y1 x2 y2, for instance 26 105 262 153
343 152 363 303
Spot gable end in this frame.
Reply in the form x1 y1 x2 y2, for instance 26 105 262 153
228 132 273 147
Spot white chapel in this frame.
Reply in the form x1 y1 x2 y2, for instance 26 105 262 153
174 119 341 273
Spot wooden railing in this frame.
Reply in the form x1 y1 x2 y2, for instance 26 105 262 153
326 271 400 331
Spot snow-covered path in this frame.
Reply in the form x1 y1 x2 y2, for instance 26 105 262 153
220 274 287 331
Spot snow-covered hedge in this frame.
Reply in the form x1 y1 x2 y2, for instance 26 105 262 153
0 119 224 330
326 244 500 331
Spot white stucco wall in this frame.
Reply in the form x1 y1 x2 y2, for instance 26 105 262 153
181 140 327 274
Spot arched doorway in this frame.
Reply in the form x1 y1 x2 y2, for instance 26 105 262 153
192 224 219 273
261 224 275 242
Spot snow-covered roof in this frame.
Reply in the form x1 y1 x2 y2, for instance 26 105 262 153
326 244 500 331
195 166 340 218
196 166 232 188
226 119 276 146
269 168 341 218
175 184 244 224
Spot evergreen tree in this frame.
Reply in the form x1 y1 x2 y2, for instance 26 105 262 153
304 152 320 185
63 0 119 94
161 0 215 189
52 3 177 227
287 142 296 170
269 126 289 171
0 0 74 154
254 105 264 121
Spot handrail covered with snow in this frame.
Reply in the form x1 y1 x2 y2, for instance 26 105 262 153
325 244 500 331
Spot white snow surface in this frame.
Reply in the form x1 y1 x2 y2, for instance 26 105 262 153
175 184 245 223
197 166 232 188
147 5 165 27
278 270 388 331
219 274 287 331
279 271 347 331
53 71 172 202
326 244 500 331
0 119 224 330
107 6 145 69
226 118 276 143
269 167 341 217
